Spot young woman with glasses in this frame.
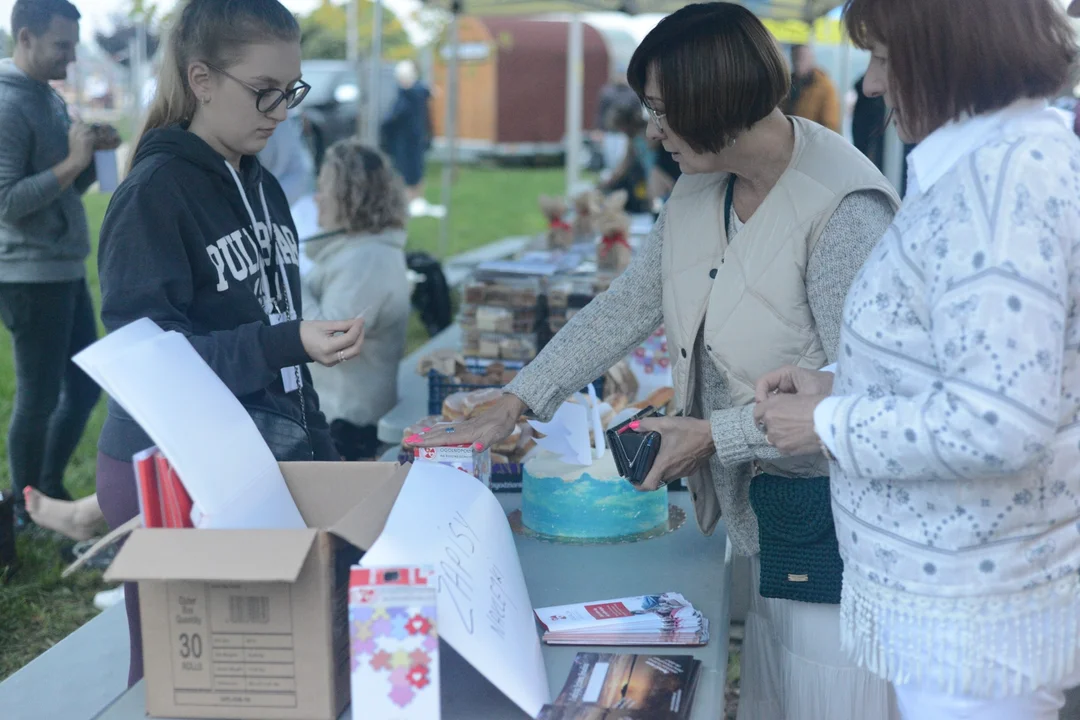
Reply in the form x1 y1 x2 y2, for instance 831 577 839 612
94 0 362 686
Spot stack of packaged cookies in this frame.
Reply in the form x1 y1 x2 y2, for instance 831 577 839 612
460 279 541 361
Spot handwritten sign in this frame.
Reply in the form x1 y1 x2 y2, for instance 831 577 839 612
360 462 550 717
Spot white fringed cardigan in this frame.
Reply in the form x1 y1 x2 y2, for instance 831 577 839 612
815 101 1080 697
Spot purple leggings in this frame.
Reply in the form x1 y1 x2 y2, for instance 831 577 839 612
95 452 142 687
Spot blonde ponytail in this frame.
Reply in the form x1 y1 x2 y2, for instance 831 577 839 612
129 0 300 170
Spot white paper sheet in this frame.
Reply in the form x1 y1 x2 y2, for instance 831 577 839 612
360 462 551 718
527 401 593 466
74 317 165 397
73 320 304 530
586 384 605 460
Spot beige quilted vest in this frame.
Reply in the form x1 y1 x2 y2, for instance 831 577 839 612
663 117 900 535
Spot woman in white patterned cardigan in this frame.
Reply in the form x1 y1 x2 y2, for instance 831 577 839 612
754 0 1080 718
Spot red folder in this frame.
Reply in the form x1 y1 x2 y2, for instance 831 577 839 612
133 447 164 528
155 451 194 529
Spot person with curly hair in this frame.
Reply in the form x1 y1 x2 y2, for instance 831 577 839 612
302 139 411 460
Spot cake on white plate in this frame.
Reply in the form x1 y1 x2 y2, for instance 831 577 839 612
521 449 669 541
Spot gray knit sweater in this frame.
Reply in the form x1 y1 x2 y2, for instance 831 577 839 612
506 189 896 556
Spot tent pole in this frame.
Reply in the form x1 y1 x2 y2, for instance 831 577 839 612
348 0 362 139
838 29 852 139
438 4 461 258
366 0 384 147
565 14 584 198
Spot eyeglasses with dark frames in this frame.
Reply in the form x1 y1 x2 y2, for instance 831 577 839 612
644 103 667 129
205 62 311 114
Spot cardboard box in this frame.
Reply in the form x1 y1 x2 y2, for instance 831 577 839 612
106 461 410 720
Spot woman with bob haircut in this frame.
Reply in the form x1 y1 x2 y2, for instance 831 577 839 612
754 0 1080 717
409 3 901 716
302 139 411 461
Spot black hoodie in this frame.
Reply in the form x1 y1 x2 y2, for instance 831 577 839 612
97 126 336 462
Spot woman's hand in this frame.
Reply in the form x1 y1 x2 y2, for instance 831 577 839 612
404 394 526 451
754 365 834 401
300 318 365 367
753 394 826 456
634 417 716 492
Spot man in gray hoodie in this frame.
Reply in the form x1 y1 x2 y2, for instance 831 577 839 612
0 0 119 528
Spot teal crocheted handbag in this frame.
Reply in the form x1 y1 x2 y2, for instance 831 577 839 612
748 474 843 605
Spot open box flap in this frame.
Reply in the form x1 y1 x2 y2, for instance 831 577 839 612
105 528 319 583
280 461 404 529
328 463 411 550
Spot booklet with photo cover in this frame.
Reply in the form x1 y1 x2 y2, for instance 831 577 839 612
537 705 683 720
535 593 709 647
547 652 702 720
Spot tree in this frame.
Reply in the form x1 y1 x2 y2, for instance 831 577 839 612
299 0 415 61
94 0 164 67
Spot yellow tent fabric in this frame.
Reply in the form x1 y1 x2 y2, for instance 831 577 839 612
425 0 843 22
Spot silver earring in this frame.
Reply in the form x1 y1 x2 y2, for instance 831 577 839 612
201 96 210 105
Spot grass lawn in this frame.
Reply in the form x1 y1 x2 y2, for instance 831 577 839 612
0 162 564 681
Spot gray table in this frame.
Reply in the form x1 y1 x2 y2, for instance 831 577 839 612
93 492 731 720
0 602 128 720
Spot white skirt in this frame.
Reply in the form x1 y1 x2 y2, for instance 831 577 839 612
736 555 899 720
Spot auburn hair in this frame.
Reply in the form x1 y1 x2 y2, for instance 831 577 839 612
843 0 1076 141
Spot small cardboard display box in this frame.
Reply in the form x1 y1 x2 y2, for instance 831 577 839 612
105 461 410 720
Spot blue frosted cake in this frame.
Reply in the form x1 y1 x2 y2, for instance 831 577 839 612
521 450 669 540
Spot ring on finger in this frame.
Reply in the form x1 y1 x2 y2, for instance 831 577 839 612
337 350 345 365
757 421 767 433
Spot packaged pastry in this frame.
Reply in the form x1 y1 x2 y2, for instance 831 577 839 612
441 392 469 421
463 281 487 304
441 388 506 421
491 424 522 455
478 333 501 358
499 335 536 361
416 349 464 379
462 388 506 418
476 305 514 333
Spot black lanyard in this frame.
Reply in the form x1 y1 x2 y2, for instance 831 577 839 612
723 176 736 238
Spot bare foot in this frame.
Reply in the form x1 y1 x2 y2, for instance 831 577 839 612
23 488 105 542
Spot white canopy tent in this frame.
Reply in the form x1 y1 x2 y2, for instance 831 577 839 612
357 0 848 255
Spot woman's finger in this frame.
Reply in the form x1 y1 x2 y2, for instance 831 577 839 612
339 329 366 361
324 324 363 353
755 367 794 402
408 422 475 447
754 373 778 403
635 417 664 434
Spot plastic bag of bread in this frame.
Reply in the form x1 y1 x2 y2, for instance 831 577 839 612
491 423 522 455
417 349 465 378
463 388 506 418
633 387 676 413
604 360 639 404
441 388 506 421
441 392 469 421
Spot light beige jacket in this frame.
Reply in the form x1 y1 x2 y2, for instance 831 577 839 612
664 118 899 534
